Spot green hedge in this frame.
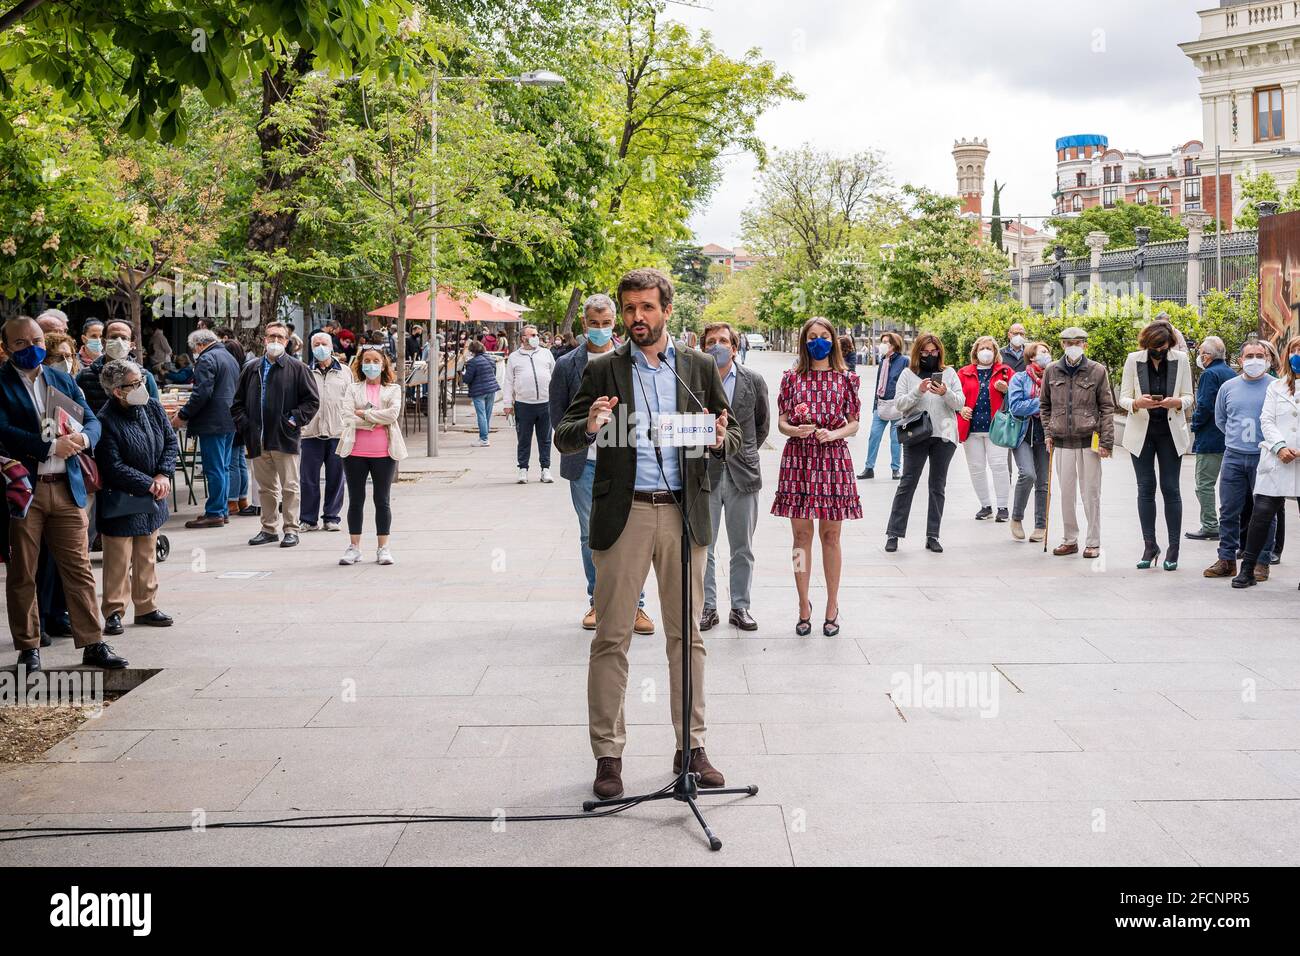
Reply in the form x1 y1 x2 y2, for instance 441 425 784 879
920 281 1260 387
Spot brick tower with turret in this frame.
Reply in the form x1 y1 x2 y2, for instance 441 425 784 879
953 138 990 218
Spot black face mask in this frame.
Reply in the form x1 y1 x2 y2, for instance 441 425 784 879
1149 347 1169 361
919 354 940 374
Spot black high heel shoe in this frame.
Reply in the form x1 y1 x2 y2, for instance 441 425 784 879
1136 542 1161 570
1163 546 1180 572
823 609 840 638
795 600 812 637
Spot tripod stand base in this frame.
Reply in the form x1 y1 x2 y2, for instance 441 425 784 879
581 772 759 851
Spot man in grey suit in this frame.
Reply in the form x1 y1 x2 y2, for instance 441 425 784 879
699 322 768 631
550 294 654 635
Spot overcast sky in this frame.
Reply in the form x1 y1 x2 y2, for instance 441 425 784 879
669 0 1207 247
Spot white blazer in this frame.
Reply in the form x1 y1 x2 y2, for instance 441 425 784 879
1118 349 1194 457
1255 378 1300 498
337 381 409 461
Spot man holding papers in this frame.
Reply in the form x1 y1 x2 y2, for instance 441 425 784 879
0 316 126 672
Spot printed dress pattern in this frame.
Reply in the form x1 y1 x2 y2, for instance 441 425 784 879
771 368 864 521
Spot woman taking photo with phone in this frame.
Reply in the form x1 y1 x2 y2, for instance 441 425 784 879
772 316 862 637
885 333 965 554
338 345 408 567
1118 319 1193 570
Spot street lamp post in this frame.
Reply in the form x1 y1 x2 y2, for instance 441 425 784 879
425 69 565 458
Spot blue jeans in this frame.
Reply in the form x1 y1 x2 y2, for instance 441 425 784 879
472 394 493 442
198 432 234 517
1218 448 1275 561
300 436 345 526
570 460 643 608
866 408 901 472
230 445 249 499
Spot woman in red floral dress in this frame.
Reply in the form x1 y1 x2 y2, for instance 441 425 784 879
772 316 862 637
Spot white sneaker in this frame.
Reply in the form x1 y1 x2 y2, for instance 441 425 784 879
377 547 395 566
339 545 362 566
517 468 528 484
302 523 319 532
323 522 340 532
540 468 554 484
477 439 491 447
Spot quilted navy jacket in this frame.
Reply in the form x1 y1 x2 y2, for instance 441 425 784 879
95 397 179 537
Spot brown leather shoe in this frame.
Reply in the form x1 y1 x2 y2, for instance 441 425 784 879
1083 547 1101 559
1204 559 1236 578
593 757 623 799
673 747 724 788
581 606 597 630
634 608 655 635
184 515 225 529
227 500 239 515
1254 562 1271 582
1053 542 1079 557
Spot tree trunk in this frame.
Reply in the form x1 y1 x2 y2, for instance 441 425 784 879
244 48 314 340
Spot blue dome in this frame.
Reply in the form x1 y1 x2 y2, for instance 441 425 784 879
1056 134 1109 151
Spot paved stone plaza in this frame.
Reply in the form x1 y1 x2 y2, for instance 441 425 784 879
2 349 1299 866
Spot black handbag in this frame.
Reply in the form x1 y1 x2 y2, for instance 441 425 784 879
898 411 933 447
98 487 159 519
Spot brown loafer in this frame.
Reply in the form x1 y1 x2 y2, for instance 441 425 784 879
593 757 623 799
1203 559 1237 578
184 515 226 529
1254 562 1271 582
634 608 655 635
673 747 724 788
1082 547 1101 559
1053 542 1079 557
582 606 597 630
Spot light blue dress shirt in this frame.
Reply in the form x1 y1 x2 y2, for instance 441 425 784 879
631 341 682 492
721 363 737 405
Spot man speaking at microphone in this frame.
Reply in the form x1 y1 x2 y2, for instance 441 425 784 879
556 268 740 800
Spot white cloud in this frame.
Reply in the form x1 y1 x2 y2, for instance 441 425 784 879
672 0 1206 247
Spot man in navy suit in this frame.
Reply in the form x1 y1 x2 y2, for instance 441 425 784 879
0 316 126 672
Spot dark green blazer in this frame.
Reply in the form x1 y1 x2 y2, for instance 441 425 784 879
555 341 741 551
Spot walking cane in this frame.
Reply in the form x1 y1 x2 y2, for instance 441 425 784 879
1042 445 1055 554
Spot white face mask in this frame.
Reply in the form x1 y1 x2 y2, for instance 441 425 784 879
265 342 285 358
1196 354 1208 370
977 349 995 366
1034 352 1051 368
877 342 890 356
1064 346 1085 363
1011 335 1026 349
51 359 73 374
104 338 131 360
527 336 540 349
123 384 149 406
1242 357 1270 378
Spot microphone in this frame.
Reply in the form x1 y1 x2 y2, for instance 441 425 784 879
656 351 709 414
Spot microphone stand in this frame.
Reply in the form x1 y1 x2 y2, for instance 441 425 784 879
582 349 757 851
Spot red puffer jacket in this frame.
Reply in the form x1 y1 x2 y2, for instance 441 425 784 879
956 362 1015 442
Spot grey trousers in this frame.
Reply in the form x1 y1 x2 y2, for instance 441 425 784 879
703 469 759 611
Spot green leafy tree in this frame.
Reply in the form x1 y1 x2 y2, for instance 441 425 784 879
1235 170 1280 229
0 0 411 141
875 186 1009 324
1047 201 1187 257
701 266 762 331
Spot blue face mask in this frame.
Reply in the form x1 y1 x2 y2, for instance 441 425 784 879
361 363 383 380
11 345 46 370
313 344 333 362
1291 355 1300 376
806 337 833 361
85 338 103 355
586 327 613 347
707 344 732 369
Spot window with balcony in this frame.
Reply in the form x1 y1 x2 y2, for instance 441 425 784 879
1185 178 1201 202
1137 188 1149 204
1159 185 1171 204
1077 172 1087 187
1256 86 1284 142
1103 167 1112 184
1072 195 1084 212
1185 158 1196 176
1103 187 1118 207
